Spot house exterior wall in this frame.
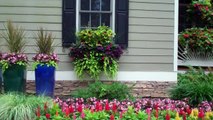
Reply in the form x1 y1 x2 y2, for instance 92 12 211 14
0 0 176 81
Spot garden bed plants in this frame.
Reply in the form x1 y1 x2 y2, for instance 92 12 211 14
35 97 213 120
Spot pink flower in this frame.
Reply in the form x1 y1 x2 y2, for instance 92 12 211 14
81 112 85 119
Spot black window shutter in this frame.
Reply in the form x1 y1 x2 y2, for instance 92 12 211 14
115 0 129 49
62 0 76 47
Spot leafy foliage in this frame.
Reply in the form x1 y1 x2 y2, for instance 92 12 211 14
178 27 213 54
1 20 26 53
69 26 123 80
169 67 213 106
187 0 213 26
71 81 134 101
0 93 52 120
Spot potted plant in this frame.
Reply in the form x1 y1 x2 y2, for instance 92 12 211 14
32 28 59 97
69 26 123 80
0 53 2 93
187 0 213 26
0 21 28 92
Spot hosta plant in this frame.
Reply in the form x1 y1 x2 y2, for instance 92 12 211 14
0 21 28 72
69 26 123 80
32 28 59 69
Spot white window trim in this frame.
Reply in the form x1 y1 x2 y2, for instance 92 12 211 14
76 0 115 32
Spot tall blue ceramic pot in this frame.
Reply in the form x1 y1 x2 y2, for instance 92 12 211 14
35 64 55 97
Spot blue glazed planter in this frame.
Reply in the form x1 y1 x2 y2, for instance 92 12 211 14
35 64 55 97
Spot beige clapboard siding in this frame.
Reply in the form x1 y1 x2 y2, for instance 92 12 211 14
0 0 61 7
129 33 174 41
129 26 174 34
0 0 175 72
129 18 173 26
130 0 174 4
129 10 174 19
0 7 61 15
129 2 174 11
0 15 61 23
128 0 174 71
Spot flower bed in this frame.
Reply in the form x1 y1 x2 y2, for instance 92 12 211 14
36 98 213 120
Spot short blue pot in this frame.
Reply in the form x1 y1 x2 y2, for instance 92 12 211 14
35 64 55 97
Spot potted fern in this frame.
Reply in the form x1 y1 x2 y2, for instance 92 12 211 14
32 28 59 97
0 21 28 92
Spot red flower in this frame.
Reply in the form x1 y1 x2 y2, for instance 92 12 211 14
155 109 159 119
183 112 187 120
95 101 102 111
45 113 51 119
110 114 115 120
112 103 117 113
69 105 74 113
65 107 70 117
36 107 40 118
77 104 83 113
105 101 110 111
205 6 209 11
198 109 205 119
183 34 189 38
186 108 191 115
102 56 105 61
44 102 48 111
165 112 170 120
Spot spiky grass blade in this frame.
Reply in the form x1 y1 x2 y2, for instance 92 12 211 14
0 93 52 120
35 28 55 54
1 21 26 53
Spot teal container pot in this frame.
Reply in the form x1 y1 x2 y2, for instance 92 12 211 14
3 64 26 93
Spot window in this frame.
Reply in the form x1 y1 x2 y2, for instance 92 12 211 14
62 0 129 48
179 0 191 32
77 0 114 30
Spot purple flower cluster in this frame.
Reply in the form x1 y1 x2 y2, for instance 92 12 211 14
1 53 28 64
32 53 59 63
54 97 213 113
69 43 123 61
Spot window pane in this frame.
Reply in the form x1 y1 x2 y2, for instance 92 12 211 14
91 0 100 11
81 0 89 10
91 13 100 27
81 13 90 27
101 13 110 26
101 0 110 11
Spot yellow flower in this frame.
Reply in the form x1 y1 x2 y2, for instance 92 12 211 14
175 112 181 120
193 108 199 117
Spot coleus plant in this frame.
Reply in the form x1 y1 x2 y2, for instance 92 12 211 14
69 26 123 80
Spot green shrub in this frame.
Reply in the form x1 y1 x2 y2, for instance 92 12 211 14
169 67 213 106
71 81 134 100
0 93 52 120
